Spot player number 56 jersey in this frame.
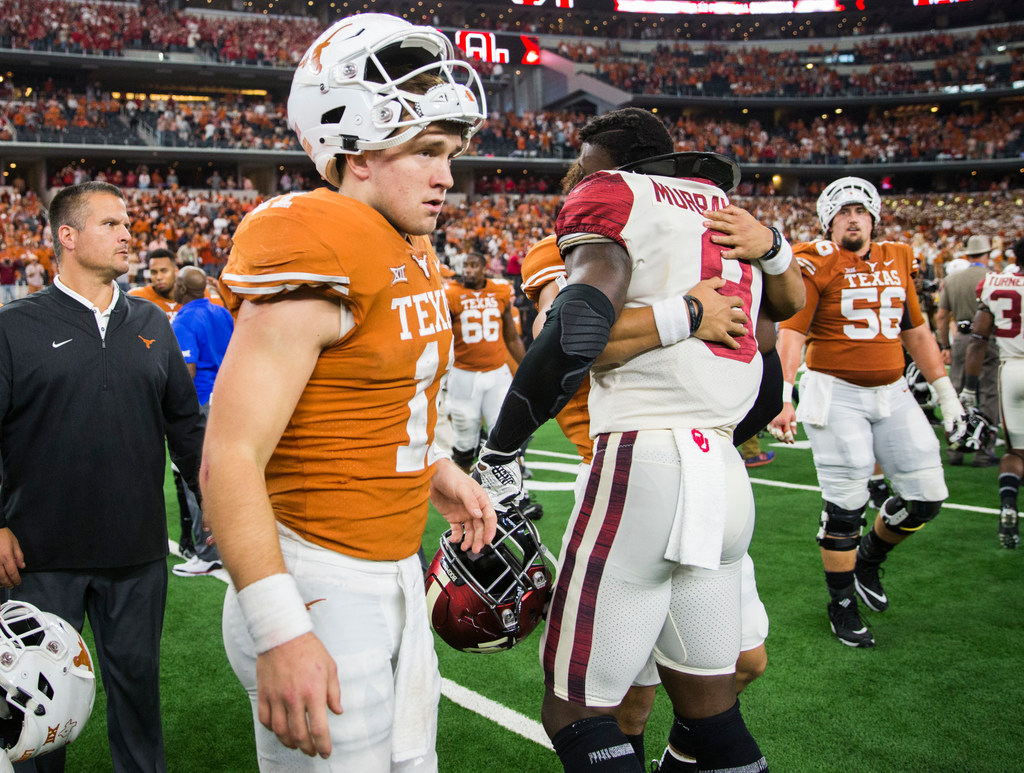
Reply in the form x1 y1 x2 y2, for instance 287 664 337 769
779 239 924 387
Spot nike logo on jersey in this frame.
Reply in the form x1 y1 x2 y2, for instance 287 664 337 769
52 339 72 348
138 335 156 349
304 598 327 610
884 260 895 266
391 265 408 286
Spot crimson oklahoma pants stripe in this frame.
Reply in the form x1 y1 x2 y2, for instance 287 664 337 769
543 431 637 703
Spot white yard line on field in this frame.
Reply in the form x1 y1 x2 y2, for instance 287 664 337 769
440 678 550 747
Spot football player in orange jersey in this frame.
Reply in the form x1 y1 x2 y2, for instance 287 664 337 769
445 251 526 472
769 177 966 648
200 15 496 770
127 248 180 320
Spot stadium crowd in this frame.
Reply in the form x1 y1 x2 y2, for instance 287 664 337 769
2 185 1022 302
5 89 1023 168
1 0 1021 64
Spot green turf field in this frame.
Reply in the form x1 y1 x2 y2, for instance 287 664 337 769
66 420 1024 771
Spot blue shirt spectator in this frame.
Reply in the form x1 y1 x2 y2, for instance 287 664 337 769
171 267 234 404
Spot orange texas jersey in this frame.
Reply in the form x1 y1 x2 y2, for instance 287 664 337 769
220 188 453 562
520 234 593 464
129 283 223 317
446 276 514 372
128 284 180 320
780 239 924 388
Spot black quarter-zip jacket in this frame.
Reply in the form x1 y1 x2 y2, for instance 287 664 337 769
0 285 203 571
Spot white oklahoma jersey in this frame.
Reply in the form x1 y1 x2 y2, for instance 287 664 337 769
557 169 764 435
977 270 1024 447
977 271 1024 361
544 170 761 707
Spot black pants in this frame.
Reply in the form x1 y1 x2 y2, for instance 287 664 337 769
11 559 168 773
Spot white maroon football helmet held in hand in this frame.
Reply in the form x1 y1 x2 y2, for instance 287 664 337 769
0 601 96 767
425 503 553 654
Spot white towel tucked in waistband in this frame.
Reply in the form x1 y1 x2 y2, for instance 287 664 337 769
664 428 727 570
391 556 441 763
795 370 835 427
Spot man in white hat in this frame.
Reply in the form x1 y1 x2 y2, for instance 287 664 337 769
935 235 1000 466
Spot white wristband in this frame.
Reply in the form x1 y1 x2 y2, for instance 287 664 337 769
760 238 794 275
931 375 964 419
652 296 691 347
782 381 794 404
236 573 314 654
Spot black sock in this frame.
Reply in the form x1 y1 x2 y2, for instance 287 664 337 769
999 473 1020 510
825 569 855 600
624 733 645 765
551 716 644 772
667 701 768 772
857 528 895 565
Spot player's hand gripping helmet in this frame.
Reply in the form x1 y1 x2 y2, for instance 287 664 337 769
425 504 553 653
288 13 487 187
816 176 881 234
947 406 996 453
0 602 96 767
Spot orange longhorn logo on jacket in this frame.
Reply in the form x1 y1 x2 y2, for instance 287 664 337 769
138 335 156 349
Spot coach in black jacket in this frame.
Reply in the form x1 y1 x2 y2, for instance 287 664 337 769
0 182 203 773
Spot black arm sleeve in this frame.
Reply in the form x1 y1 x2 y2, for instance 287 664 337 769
733 347 783 447
487 283 615 455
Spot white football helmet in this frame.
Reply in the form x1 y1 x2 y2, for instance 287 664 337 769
288 13 487 186
0 602 96 765
816 176 881 234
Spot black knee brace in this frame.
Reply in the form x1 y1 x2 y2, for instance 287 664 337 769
881 497 942 535
551 715 643 772
664 703 767 772
816 501 866 551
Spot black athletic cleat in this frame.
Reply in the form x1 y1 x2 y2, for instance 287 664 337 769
854 560 889 612
828 596 875 648
999 506 1020 549
867 478 890 509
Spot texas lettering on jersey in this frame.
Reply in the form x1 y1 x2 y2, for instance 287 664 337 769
221 188 453 561
781 239 924 387
446 277 513 371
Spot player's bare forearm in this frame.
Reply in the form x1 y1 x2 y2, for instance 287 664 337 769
762 258 805 322
900 323 946 383
963 309 994 380
596 305 660 366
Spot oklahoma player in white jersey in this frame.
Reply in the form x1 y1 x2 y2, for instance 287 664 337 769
201 15 495 771
963 239 1024 548
474 107 803 773
769 177 966 649
444 252 525 471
